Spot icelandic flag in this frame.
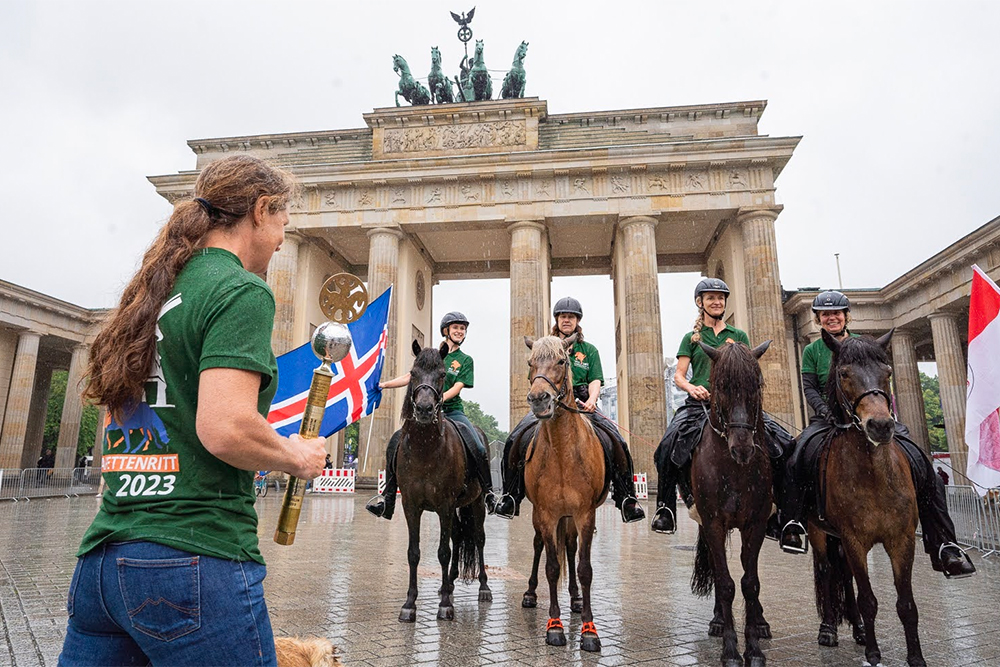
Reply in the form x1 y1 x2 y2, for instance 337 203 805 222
267 286 392 438
965 266 1000 494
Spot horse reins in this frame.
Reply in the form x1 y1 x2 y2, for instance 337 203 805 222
411 382 444 423
834 377 896 436
701 394 760 439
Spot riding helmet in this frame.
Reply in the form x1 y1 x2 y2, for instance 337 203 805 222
553 296 584 320
812 290 851 313
440 311 470 336
694 278 731 301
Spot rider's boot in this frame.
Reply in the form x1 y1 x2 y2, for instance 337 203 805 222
932 543 976 579
611 464 645 524
366 431 401 520
651 468 678 534
493 434 523 520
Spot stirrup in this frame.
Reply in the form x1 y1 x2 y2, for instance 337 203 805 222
651 506 676 534
619 496 645 524
779 521 808 554
364 494 386 518
938 542 975 579
493 494 516 520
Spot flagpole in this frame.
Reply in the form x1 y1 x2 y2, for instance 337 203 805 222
363 284 393 474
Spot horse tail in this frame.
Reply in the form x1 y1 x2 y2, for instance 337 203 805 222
813 535 848 624
690 526 714 597
453 504 480 582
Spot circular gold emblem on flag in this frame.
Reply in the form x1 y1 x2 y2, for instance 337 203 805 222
319 273 368 324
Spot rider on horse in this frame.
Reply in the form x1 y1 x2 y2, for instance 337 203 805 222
778 291 976 578
651 278 796 543
493 297 646 524
366 311 498 519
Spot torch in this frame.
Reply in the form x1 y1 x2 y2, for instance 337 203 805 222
274 273 368 546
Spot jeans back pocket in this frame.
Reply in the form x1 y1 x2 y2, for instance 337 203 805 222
117 555 201 641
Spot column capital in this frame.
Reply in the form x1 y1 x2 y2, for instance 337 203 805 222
506 220 546 235
17 330 41 343
928 310 960 323
618 215 658 230
736 206 783 224
365 226 405 240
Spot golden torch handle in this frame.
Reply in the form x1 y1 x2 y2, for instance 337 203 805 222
274 362 334 545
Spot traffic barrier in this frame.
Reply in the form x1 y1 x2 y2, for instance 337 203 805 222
633 472 648 500
377 470 401 496
0 468 22 501
312 468 355 494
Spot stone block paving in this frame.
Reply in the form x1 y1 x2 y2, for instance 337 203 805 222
1 494 998 666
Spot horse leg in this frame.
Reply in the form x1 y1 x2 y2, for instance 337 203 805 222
739 523 768 667
566 525 583 614
541 522 566 647
474 499 492 603
704 523 741 667
577 512 600 653
841 538 882 666
886 534 925 666
399 506 421 623
522 527 543 608
843 571 867 646
811 533 840 647
436 510 455 621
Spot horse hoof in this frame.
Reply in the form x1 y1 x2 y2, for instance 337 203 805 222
436 606 454 621
479 589 493 603
580 634 601 652
853 624 867 646
756 622 772 640
723 659 742 667
817 629 838 647
709 620 724 637
746 656 766 667
398 608 416 623
570 597 584 614
522 594 537 608
546 630 567 647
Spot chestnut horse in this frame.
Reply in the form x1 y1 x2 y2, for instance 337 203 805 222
689 340 773 667
808 330 925 667
395 341 491 623
522 334 606 652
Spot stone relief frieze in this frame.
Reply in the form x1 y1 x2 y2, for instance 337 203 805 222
324 191 338 207
610 174 630 194
426 187 443 204
572 178 590 195
391 187 407 204
647 175 669 192
382 120 527 154
685 171 706 191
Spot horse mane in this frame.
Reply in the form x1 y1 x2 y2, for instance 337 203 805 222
709 343 763 405
400 345 446 421
825 335 889 423
528 336 567 362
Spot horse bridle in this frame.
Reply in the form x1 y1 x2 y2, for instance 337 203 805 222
411 382 444 423
702 397 759 439
529 357 589 415
834 376 896 435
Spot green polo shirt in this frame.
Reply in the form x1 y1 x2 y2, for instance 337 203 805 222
442 348 474 413
677 324 750 390
801 331 861 387
569 340 603 388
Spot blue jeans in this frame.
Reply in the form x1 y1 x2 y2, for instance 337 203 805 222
59 541 276 667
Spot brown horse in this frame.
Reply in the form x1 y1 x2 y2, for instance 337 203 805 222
521 334 606 652
689 340 773 667
808 330 925 666
395 341 491 623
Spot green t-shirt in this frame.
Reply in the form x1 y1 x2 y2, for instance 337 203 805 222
569 340 604 388
79 248 278 564
442 348 474 413
677 324 750 389
801 331 861 388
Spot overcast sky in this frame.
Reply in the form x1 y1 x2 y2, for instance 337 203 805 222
3 1 999 429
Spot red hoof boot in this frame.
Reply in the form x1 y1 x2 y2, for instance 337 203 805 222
545 618 566 646
581 621 601 652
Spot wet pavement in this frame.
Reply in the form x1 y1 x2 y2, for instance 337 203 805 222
1 493 997 666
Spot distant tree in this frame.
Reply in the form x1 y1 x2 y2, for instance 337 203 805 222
920 372 948 452
43 370 100 459
462 401 508 443
344 422 359 456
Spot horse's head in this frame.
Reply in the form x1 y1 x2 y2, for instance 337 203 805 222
392 54 406 74
431 46 441 65
699 340 770 465
523 334 576 420
516 41 529 60
824 329 895 446
402 339 447 425
474 39 484 60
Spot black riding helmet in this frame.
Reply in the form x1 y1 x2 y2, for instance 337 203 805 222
812 290 851 313
440 311 470 337
553 296 583 320
694 278 730 302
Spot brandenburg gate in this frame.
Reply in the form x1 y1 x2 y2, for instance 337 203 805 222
149 97 800 485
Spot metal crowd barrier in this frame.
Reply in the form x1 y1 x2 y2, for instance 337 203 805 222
944 484 1000 557
0 467 101 502
0 468 23 501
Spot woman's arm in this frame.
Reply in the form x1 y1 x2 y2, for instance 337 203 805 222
674 356 709 401
802 372 830 419
197 368 327 480
582 379 602 412
442 381 465 402
379 372 411 390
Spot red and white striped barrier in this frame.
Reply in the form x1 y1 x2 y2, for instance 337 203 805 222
312 468 355 494
633 472 648 500
377 470 402 496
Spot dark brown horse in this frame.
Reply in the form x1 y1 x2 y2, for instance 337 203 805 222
808 330 925 667
395 340 491 623
522 334 606 652
689 340 773 667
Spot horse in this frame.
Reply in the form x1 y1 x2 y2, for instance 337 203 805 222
501 41 529 99
392 54 430 107
470 40 492 101
395 340 491 622
688 340 773 667
521 334 606 652
428 46 454 104
807 329 925 666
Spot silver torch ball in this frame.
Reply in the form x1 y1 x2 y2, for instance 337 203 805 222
311 321 353 363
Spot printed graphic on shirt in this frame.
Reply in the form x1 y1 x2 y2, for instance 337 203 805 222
448 360 462 373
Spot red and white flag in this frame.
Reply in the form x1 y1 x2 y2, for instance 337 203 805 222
965 265 1000 494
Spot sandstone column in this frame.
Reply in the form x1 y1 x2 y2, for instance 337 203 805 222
616 216 666 482
21 363 53 469
358 227 403 482
929 312 968 482
891 330 931 455
738 208 795 427
55 345 89 470
508 221 551 429
266 230 301 355
92 406 107 470
0 332 41 468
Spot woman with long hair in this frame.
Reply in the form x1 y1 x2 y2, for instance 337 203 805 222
59 155 327 667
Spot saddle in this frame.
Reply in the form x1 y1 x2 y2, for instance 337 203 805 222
515 415 614 499
445 417 483 486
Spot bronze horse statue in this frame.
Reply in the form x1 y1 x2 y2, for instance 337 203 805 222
501 41 528 99
393 54 430 107
689 340 773 667
470 39 492 101
428 46 454 104
521 334 606 652
395 340 491 622
807 330 925 666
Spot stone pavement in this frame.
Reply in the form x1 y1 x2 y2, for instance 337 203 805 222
1 493 997 666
